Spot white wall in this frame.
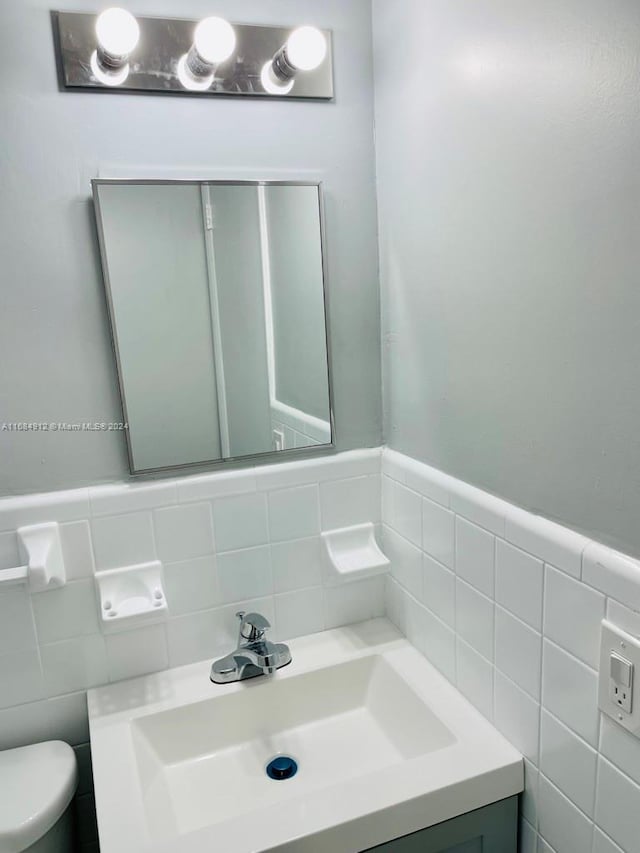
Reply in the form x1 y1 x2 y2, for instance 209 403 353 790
0 0 382 496
373 0 640 557
383 448 640 853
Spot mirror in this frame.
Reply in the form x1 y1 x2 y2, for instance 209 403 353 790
92 180 333 474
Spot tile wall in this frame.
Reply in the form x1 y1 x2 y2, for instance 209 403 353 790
382 449 640 853
2 444 640 853
0 449 383 852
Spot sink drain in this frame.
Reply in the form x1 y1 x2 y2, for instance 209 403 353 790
266 755 298 781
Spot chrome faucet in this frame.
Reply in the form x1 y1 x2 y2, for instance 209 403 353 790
210 611 292 684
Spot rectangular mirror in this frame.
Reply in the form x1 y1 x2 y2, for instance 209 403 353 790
92 180 333 474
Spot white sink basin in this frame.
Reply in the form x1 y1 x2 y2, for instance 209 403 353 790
88 620 522 853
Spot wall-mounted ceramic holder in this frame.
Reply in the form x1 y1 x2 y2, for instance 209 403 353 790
322 523 390 585
0 523 66 592
95 561 168 634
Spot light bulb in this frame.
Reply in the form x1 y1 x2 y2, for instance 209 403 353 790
95 8 140 58
90 50 131 86
193 17 236 65
261 61 294 96
286 26 327 72
177 54 214 91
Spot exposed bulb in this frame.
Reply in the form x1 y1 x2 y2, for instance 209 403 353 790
177 54 214 91
90 50 130 86
261 61 294 96
95 7 140 58
286 26 327 71
193 16 236 65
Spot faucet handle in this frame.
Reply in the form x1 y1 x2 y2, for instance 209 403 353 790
237 611 271 643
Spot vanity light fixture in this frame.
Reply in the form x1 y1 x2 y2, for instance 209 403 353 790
90 7 140 87
177 16 236 91
54 12 334 99
261 26 328 95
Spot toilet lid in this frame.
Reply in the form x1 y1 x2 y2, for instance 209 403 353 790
0 741 78 853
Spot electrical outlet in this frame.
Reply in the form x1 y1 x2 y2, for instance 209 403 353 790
599 620 640 737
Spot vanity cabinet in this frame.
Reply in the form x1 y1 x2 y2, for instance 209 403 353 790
365 797 518 852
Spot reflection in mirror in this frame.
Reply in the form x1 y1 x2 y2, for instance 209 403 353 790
93 181 333 474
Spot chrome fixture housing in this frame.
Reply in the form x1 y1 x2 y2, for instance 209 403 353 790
52 11 334 99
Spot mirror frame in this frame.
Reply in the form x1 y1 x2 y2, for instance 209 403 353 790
92 178 336 476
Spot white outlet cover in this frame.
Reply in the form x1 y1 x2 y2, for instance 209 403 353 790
599 620 640 737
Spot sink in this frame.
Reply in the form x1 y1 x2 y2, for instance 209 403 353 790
88 620 522 853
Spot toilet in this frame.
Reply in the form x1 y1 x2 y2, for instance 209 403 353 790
0 742 78 853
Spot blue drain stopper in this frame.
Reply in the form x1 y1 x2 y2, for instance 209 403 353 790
266 755 298 781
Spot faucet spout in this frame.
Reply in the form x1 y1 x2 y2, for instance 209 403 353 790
210 612 292 684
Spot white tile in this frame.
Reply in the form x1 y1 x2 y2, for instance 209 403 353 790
163 556 218 616
0 531 19 570
90 480 177 516
324 577 385 630
450 481 508 537
600 714 640 788
0 587 37 652
411 604 456 683
537 837 554 853
268 485 320 543
606 599 640 638
0 650 44 709
105 624 169 683
153 503 214 562
381 448 410 486
257 450 380 491
385 577 413 639
456 579 494 661
538 774 593 853
456 637 494 720
583 542 640 612
271 537 323 593
544 565 605 668
41 635 107 697
455 517 495 597
422 498 455 567
0 489 90 532
383 526 423 600
540 711 597 817
595 758 640 853
0 700 52 750
60 521 94 580
593 828 625 853
495 607 541 699
422 554 455 627
47 692 89 746
494 672 540 763
519 819 537 853
212 493 268 553
166 608 228 667
522 759 539 827
390 483 422 547
178 468 257 503
495 540 544 631
381 475 394 522
320 475 380 530
91 512 155 570
505 507 587 579
275 588 324 641
402 458 452 508
542 640 599 747
32 579 99 644
216 546 273 604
